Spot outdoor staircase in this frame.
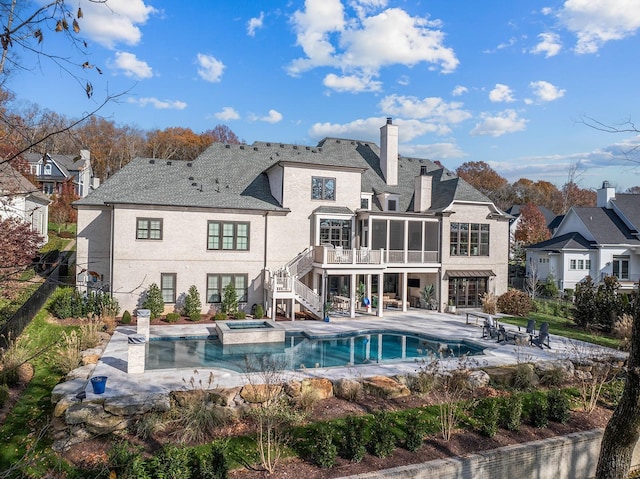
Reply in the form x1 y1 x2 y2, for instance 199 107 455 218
273 247 323 319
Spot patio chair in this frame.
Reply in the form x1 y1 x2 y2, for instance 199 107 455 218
482 316 499 340
525 319 536 335
530 322 551 349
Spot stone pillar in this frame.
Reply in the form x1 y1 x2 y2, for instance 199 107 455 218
136 309 150 340
128 334 146 374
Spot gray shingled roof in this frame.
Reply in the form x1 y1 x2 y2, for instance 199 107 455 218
75 137 500 215
0 161 50 203
612 194 640 233
573 207 640 245
527 232 595 251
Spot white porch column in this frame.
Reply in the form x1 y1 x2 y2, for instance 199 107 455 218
401 271 408 312
350 273 357 318
377 273 384 317
271 296 277 320
290 298 295 321
366 274 372 313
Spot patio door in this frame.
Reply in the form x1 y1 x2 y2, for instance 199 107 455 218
448 277 488 307
612 256 630 280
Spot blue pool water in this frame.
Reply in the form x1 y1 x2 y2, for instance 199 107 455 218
145 330 485 372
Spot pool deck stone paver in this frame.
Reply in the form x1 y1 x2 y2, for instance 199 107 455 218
82 310 618 402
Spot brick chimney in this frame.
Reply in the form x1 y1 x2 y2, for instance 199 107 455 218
596 180 615 208
380 118 398 186
414 165 432 212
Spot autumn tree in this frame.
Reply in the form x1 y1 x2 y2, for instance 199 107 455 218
0 217 42 282
514 204 551 245
49 180 78 231
203 124 241 145
456 161 514 210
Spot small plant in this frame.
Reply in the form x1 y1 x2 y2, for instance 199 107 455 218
404 411 425 452
547 389 570 424
474 397 500 438
254 304 264 319
121 310 132 324
234 310 247 319
142 283 164 319
183 285 202 321
369 412 397 458
52 330 82 374
420 284 436 309
166 312 180 323
0 333 31 386
512 362 538 391
132 412 167 440
341 416 368 462
309 424 337 468
613 313 633 351
540 365 566 387
78 319 102 350
108 441 150 479
501 394 523 432
148 445 191 479
481 291 497 315
193 441 229 479
214 311 228 321
529 392 548 428
407 359 438 395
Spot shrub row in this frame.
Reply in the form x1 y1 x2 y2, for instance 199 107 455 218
48 287 120 320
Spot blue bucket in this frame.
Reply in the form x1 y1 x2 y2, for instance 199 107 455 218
90 376 108 394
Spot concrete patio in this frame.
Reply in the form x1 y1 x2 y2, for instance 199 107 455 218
78 309 618 401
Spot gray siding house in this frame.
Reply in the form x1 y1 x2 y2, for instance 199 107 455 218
74 119 510 319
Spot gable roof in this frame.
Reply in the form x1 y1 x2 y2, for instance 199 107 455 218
506 204 558 226
611 193 640 233
572 207 640 245
75 137 503 216
527 232 595 252
23 152 90 178
0 161 50 204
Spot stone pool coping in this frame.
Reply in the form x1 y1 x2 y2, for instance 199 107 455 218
74 310 618 401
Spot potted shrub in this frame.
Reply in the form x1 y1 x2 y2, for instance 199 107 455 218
447 299 457 314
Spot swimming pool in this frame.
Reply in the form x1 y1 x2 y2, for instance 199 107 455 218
145 330 485 372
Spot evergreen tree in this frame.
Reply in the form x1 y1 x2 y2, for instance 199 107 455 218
142 283 164 319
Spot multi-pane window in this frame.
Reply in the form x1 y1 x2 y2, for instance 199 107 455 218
612 256 629 279
206 274 248 303
569 259 591 270
161 273 176 303
207 221 249 250
311 177 336 200
387 199 397 211
319 219 351 248
137 218 163 240
450 223 489 256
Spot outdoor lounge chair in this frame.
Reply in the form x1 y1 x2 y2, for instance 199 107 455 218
525 319 536 335
482 317 499 340
530 321 550 349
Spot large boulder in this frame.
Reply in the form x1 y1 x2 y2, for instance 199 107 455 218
240 384 283 404
104 393 170 416
332 378 362 400
361 375 410 399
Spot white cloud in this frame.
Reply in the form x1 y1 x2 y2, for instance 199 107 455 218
196 54 225 82
247 11 264 37
215 107 240 121
452 85 468 96
529 80 566 102
379 94 471 125
250 109 283 123
558 0 640 54
470 110 527 137
288 1 458 92
323 73 381 92
110 51 152 79
489 84 515 103
76 0 156 49
530 32 562 57
128 97 187 110
309 117 445 143
401 142 467 160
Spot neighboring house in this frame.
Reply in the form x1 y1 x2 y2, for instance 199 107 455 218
526 181 640 292
74 119 510 319
506 204 559 258
0 160 51 243
24 150 97 198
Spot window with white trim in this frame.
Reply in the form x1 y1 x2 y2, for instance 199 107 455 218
161 273 176 303
137 218 163 240
206 274 248 303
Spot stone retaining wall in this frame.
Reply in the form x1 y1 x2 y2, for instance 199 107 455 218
337 429 640 479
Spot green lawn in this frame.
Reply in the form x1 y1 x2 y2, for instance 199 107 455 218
499 312 621 349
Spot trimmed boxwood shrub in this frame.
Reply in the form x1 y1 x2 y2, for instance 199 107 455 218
165 312 180 323
368 412 396 458
309 424 337 469
121 310 132 324
501 394 523 432
475 397 500 438
529 392 548 428
341 416 368 462
213 311 228 321
547 389 570 424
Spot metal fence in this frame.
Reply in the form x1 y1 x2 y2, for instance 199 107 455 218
0 253 70 350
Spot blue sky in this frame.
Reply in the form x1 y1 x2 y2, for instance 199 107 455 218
9 0 640 191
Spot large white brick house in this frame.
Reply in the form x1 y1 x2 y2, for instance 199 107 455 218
74 119 510 319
